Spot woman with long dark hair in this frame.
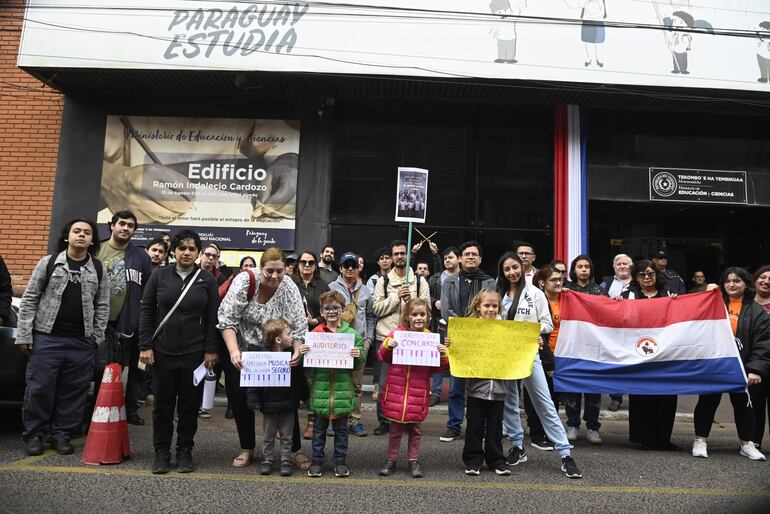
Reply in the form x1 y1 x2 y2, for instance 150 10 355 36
17 218 109 456
692 267 770 461
751 265 770 448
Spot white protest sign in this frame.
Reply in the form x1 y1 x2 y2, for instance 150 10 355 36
304 332 354 369
392 331 441 367
240 352 291 387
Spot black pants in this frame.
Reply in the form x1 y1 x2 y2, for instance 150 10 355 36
694 392 755 441
152 351 203 452
462 396 505 469
750 382 769 447
524 375 559 440
121 334 144 417
628 394 677 448
222 355 302 453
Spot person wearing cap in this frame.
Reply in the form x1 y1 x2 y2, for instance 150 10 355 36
328 252 375 437
285 253 299 277
651 248 686 295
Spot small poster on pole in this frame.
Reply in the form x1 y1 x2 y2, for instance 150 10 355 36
392 331 441 367
240 352 292 387
304 332 355 369
395 167 429 223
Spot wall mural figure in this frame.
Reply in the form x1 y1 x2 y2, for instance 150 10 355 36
489 0 526 64
756 21 770 83
653 2 713 75
565 0 607 68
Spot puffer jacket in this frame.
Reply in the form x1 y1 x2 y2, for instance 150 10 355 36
306 322 364 419
378 326 448 424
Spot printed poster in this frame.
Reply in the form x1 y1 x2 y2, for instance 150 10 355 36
392 331 441 367
395 167 428 223
303 332 354 369
98 115 300 248
240 352 291 387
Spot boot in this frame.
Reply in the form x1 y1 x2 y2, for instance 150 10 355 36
176 447 195 473
303 418 314 440
152 450 171 474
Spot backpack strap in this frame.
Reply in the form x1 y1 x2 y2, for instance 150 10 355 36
246 268 257 301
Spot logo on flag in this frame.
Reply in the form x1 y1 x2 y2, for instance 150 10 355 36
635 337 658 357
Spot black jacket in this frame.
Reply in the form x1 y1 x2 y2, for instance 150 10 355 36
730 296 770 378
138 265 219 355
0 255 11 324
245 348 302 414
565 280 608 297
294 276 330 321
662 269 687 296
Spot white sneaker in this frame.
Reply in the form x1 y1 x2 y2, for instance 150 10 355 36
566 426 579 442
586 429 602 445
740 442 766 461
692 439 708 458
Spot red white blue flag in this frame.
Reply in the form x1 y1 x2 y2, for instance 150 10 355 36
554 289 747 395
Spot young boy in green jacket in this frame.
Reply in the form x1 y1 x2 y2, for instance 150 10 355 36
300 290 364 478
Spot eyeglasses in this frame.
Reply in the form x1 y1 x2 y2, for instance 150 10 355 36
203 252 218 259
341 262 358 269
637 271 656 278
518 251 534 257
321 306 341 313
555 268 567 274
299 259 316 266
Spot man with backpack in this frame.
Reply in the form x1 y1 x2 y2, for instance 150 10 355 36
95 211 152 426
371 240 430 435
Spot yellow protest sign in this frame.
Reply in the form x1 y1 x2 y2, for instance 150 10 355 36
447 317 540 380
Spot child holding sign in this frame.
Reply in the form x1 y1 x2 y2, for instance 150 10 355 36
377 298 448 478
245 319 301 477
300 291 364 478
457 289 511 476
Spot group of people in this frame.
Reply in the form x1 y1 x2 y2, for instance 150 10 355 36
7 213 770 480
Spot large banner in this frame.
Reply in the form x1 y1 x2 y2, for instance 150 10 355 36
18 1 770 93
98 116 300 248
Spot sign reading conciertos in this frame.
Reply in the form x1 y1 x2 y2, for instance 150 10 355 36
393 331 441 367
649 167 747 205
97 115 300 248
304 332 354 369
447 317 540 380
240 352 291 387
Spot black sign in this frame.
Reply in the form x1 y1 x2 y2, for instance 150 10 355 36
649 168 747 204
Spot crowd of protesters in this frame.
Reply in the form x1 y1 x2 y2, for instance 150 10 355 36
4 213 770 480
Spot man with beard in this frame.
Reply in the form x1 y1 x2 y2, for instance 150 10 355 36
318 245 339 284
372 240 430 435
440 241 496 442
96 210 152 426
144 237 168 274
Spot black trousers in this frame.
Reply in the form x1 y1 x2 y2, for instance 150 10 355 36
628 394 677 447
222 354 302 453
524 375 559 440
750 382 769 447
121 333 144 417
694 392 754 441
152 351 203 452
462 396 505 469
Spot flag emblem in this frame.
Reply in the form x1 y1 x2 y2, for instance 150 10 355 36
635 337 658 357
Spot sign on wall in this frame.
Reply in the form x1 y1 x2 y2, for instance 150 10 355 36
97 116 300 248
17 1 770 93
649 167 748 204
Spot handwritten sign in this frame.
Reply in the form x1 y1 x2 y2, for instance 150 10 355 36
447 317 540 380
392 331 440 367
240 352 291 387
304 332 354 369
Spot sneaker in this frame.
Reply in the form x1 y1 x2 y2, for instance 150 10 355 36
586 429 602 445
561 456 583 478
608 399 621 412
259 461 273 475
198 409 211 419
379 459 397 476
53 439 74 455
25 436 44 456
373 422 390 436
531 437 554 451
692 439 708 458
464 467 480 476
176 448 195 473
566 426 579 441
409 460 424 478
280 463 292 477
494 467 511 476
349 423 368 437
307 463 323 477
506 446 527 466
429 395 440 407
152 450 171 474
334 463 350 477
740 442 766 461
439 429 461 442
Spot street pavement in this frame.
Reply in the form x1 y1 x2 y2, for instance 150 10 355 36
1 393 769 513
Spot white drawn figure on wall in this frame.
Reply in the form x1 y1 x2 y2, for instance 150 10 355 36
653 3 712 75
489 0 526 64
756 22 770 83
565 0 607 68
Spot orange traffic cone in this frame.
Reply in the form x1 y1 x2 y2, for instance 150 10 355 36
81 363 131 465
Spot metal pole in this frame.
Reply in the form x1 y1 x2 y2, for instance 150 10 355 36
405 221 412 286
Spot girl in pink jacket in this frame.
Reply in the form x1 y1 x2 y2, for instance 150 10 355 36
377 298 448 478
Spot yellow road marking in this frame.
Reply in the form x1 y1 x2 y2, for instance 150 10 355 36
0 463 768 497
6 437 86 466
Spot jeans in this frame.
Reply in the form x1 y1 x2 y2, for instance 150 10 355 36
446 375 466 433
262 411 294 465
388 422 422 461
431 372 443 397
563 393 601 430
312 415 349 464
350 339 371 426
523 370 559 440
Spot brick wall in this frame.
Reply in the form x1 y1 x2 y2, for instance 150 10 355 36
0 5 62 288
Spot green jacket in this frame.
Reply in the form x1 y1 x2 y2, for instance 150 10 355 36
306 322 364 419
